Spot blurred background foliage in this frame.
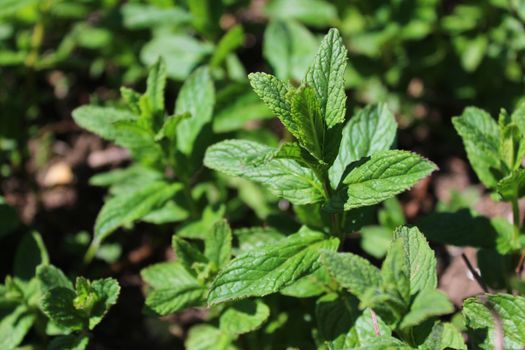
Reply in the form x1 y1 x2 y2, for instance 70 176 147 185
2 0 525 177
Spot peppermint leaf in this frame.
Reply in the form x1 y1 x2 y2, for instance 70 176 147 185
141 262 205 316
322 251 382 298
330 104 397 188
204 140 325 205
94 182 182 245
342 150 437 210
248 72 298 136
208 228 339 305
289 85 325 161
399 289 453 329
463 294 525 349
176 66 215 155
204 220 232 270
419 322 467 350
452 107 500 188
305 28 347 128
263 20 318 81
72 106 138 141
219 299 270 336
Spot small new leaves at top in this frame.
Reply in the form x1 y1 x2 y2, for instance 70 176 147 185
35 264 120 350
205 28 436 212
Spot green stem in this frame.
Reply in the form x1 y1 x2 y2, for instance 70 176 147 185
83 240 99 265
316 166 344 238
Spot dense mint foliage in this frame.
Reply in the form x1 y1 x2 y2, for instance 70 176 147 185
3 1 525 346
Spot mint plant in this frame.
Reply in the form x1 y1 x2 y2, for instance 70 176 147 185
205 29 437 236
72 60 216 262
452 104 525 348
137 28 463 350
453 104 525 253
0 232 119 350
416 103 525 348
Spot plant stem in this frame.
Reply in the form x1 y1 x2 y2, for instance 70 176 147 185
83 241 99 265
316 166 344 238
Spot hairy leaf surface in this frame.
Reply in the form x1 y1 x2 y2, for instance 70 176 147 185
330 104 397 187
208 228 338 304
343 150 436 209
204 140 324 204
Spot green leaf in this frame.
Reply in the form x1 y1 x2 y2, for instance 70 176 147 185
389 226 438 296
419 322 467 350
178 205 225 240
87 278 120 330
185 325 235 350
121 3 191 29
212 83 272 133
41 287 85 331
248 72 298 136
265 0 337 28
204 220 232 270
208 228 339 305
14 231 49 281
452 107 500 188
142 59 167 130
360 226 392 259
280 267 331 298
204 140 325 205
210 25 244 68
155 112 190 146
316 292 359 348
172 236 208 273
344 309 393 348
289 85 326 161
372 226 438 324
141 262 205 315
322 251 382 298
234 227 285 254
0 305 35 350
499 122 525 172
140 34 213 81
175 66 215 155
263 20 318 81
316 293 392 349
110 120 163 164
219 299 270 336
94 182 181 245
141 261 197 289
496 169 525 200
36 264 73 293
330 104 397 188
145 285 205 316
72 106 138 141
463 294 525 349
342 150 437 210
305 28 347 128
142 200 189 224
89 165 163 194
511 100 525 135
48 334 89 350
399 289 453 329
